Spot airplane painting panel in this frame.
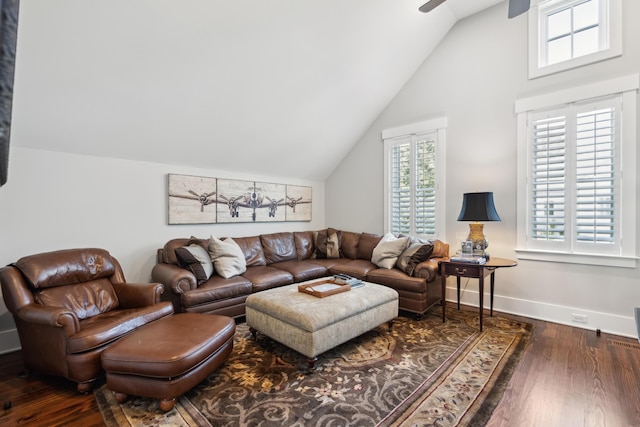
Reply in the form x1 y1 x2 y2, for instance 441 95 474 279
285 185 312 222
168 174 217 224
254 181 286 222
216 178 254 223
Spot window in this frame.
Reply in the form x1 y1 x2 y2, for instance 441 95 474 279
528 0 622 79
382 118 446 239
515 75 638 267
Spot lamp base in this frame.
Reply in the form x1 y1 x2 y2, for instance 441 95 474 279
467 223 488 257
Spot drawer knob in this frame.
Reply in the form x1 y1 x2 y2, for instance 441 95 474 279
455 268 467 275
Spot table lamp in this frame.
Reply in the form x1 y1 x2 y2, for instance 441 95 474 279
457 192 501 257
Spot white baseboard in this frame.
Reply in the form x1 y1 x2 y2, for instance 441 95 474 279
0 328 20 355
445 287 637 339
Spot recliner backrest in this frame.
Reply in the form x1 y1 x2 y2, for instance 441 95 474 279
12 248 120 319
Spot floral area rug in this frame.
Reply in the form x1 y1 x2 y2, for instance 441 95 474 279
95 307 532 427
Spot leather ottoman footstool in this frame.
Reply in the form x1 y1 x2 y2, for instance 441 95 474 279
101 313 235 411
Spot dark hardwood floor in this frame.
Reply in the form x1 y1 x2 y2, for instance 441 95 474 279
1 305 639 426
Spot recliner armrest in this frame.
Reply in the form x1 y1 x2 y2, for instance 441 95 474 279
17 303 80 336
112 282 165 308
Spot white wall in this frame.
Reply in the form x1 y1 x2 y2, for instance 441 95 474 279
0 147 324 353
326 1 640 337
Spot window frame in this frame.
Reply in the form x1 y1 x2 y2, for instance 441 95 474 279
528 0 622 79
515 75 638 268
382 117 447 240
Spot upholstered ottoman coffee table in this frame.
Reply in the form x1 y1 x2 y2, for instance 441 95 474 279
246 279 398 372
101 313 235 411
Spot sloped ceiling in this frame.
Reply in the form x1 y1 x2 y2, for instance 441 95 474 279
12 0 503 181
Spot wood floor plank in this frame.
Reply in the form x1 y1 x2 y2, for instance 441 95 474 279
1 306 639 427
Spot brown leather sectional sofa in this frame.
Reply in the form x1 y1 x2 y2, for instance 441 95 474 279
151 229 450 319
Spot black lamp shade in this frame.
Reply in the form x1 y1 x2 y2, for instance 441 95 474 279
457 192 501 222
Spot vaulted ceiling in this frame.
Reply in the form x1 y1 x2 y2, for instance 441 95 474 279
12 0 503 181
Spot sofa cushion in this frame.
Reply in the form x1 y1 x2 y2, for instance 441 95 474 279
175 244 214 284
366 268 428 293
308 258 352 270
371 233 410 269
356 233 382 260
329 259 377 280
260 232 297 264
270 260 328 282
340 231 361 259
35 278 119 319
396 243 434 276
208 236 247 279
294 231 315 260
241 266 294 292
181 275 252 309
234 236 267 267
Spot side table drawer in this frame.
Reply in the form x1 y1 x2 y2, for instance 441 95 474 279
442 263 481 278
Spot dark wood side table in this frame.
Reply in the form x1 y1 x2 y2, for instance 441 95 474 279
439 257 517 331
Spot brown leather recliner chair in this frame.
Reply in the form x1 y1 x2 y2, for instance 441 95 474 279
0 248 174 393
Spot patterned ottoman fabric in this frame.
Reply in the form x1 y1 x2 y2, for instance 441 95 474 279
246 280 398 369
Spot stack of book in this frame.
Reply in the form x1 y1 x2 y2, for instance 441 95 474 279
450 256 487 264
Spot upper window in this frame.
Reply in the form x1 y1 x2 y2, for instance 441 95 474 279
528 0 622 79
382 118 446 239
515 75 638 267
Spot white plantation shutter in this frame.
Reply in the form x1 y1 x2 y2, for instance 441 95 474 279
527 96 621 254
531 113 566 242
516 75 637 267
574 105 616 245
415 134 437 235
390 139 412 235
384 121 444 239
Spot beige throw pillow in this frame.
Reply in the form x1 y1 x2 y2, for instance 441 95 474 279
371 232 410 269
208 236 247 279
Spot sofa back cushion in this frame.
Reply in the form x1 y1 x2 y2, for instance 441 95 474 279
356 233 382 260
163 238 193 265
340 231 361 259
294 231 315 260
234 236 267 267
35 278 119 319
260 232 297 264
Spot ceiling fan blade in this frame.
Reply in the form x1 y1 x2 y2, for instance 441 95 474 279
508 0 531 19
419 0 447 14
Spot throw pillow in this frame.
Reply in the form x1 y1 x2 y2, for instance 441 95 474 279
404 244 434 276
371 232 410 269
315 229 329 259
326 228 342 259
175 244 214 284
208 235 247 279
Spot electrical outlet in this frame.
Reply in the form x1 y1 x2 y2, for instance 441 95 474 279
571 313 588 323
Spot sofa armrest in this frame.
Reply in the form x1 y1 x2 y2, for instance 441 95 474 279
412 257 448 282
151 263 198 295
112 282 165 308
17 304 80 336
